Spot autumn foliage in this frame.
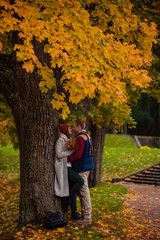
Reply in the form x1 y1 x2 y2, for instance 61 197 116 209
0 0 157 120
0 0 159 228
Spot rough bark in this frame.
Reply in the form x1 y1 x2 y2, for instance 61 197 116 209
0 54 61 224
152 101 160 136
89 123 106 187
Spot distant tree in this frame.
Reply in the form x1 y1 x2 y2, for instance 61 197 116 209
128 93 160 136
128 0 160 136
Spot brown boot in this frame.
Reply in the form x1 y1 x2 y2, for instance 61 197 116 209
76 218 92 226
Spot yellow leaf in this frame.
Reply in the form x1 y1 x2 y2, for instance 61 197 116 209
123 228 128 234
57 228 66 233
0 41 3 51
22 61 34 73
22 226 26 231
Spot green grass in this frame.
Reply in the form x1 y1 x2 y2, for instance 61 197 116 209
104 134 136 148
0 145 20 237
0 135 160 239
0 145 19 178
103 134 160 181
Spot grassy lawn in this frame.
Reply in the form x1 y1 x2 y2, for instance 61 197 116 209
103 134 159 181
0 145 19 178
0 135 160 239
0 145 20 239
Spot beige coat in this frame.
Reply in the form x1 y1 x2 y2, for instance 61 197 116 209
54 134 72 197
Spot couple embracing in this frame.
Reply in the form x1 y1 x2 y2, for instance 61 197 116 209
54 119 94 226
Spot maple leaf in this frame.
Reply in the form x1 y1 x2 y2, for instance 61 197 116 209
0 41 3 51
22 61 34 73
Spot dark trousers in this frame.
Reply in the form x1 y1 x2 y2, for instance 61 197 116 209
68 167 84 212
61 167 84 213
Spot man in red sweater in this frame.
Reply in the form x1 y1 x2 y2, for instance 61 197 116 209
67 119 94 225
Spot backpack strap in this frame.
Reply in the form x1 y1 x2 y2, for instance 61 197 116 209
76 132 93 156
77 134 88 141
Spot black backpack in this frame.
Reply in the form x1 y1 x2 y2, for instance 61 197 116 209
43 211 67 229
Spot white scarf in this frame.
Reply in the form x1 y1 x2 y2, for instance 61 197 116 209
60 133 70 141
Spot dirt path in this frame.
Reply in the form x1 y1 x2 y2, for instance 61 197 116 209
121 183 160 232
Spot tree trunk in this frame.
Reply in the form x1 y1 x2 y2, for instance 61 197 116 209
152 101 160 136
89 123 106 187
0 55 61 224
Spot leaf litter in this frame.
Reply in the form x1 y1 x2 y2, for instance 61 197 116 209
120 182 160 239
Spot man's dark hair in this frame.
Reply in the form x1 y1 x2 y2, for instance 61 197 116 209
75 119 86 129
